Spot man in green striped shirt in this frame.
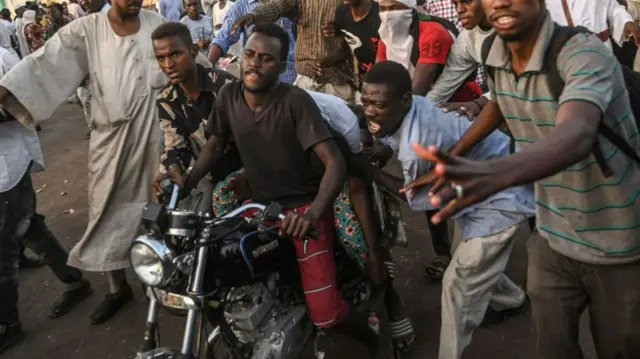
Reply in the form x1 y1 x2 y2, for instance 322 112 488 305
405 0 640 357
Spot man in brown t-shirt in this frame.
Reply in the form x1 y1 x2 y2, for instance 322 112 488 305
184 23 393 359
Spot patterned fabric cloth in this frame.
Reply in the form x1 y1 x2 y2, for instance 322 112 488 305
418 0 462 31
23 23 45 53
156 64 236 172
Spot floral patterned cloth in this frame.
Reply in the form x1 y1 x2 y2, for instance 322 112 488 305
24 23 45 53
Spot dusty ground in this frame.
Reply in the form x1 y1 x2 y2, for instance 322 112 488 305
6 104 598 359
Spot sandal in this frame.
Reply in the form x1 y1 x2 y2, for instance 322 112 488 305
425 255 451 281
390 317 415 354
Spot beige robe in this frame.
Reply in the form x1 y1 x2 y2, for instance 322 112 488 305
1 10 167 271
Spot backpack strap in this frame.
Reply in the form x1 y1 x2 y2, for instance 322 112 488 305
410 11 421 67
416 12 459 37
543 25 640 176
480 32 499 84
411 12 460 65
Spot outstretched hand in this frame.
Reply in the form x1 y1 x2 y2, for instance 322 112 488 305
411 143 509 224
399 169 446 198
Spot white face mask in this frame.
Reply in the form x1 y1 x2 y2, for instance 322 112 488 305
379 9 414 40
378 9 415 74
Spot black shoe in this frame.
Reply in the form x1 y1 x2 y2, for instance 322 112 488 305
19 253 45 269
481 297 530 327
0 322 26 355
49 279 93 318
90 283 134 324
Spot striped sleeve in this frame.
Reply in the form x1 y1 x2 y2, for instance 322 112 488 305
557 34 616 113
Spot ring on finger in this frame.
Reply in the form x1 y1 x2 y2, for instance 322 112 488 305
454 184 464 199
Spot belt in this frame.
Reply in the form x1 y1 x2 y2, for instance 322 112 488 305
599 29 611 42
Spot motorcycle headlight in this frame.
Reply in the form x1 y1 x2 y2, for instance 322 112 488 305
130 235 176 287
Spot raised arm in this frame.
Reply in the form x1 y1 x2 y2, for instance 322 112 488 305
252 0 299 23
0 19 89 129
209 2 248 63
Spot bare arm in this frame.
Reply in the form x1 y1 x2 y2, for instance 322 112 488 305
208 43 224 64
497 101 600 188
320 39 351 68
412 63 439 96
448 100 505 156
306 139 347 220
252 0 298 23
183 134 227 193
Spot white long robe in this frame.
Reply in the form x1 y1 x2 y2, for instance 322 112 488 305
0 10 167 271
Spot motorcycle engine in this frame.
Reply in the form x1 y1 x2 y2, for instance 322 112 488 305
224 275 312 359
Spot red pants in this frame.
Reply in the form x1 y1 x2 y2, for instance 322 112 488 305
244 202 349 328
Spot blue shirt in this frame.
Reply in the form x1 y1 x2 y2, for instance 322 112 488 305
386 96 536 240
211 0 297 84
158 0 184 22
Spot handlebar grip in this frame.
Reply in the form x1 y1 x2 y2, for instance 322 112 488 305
161 178 174 192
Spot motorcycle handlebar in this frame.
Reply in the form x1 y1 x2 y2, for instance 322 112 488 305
220 203 319 240
161 179 180 210
161 183 319 240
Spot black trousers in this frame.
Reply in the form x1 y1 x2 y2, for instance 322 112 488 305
0 170 82 324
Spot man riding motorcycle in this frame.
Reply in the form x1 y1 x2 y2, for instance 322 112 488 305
151 22 395 359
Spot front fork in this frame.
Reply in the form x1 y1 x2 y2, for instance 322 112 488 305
138 295 159 353
137 245 209 359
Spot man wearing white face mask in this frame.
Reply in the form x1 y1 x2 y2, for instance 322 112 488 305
376 0 481 101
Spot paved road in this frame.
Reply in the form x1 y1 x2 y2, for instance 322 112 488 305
7 104 597 359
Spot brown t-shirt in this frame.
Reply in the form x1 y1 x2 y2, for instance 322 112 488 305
207 82 333 208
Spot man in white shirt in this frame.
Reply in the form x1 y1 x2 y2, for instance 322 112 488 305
212 0 230 36
0 9 15 35
68 0 86 19
0 43 92 355
546 0 640 50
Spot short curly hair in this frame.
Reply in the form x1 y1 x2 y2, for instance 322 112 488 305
151 22 193 49
363 61 412 100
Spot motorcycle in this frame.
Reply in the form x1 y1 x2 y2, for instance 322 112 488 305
132 181 383 359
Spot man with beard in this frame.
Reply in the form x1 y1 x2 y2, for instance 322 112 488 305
232 0 357 103
183 23 395 359
362 61 535 359
0 0 167 324
414 0 640 357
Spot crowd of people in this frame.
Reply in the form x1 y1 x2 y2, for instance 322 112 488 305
1 0 640 358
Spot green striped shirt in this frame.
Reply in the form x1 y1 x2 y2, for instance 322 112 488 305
485 14 640 265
